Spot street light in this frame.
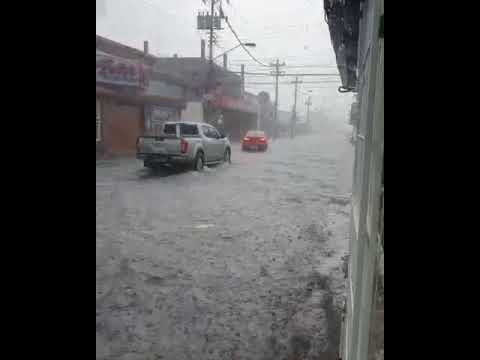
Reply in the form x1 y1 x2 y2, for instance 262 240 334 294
213 42 256 59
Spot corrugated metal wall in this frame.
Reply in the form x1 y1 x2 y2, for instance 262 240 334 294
343 0 384 359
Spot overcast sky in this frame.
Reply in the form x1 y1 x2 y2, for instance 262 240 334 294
96 0 353 121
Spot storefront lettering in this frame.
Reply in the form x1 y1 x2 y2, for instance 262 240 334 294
96 55 148 88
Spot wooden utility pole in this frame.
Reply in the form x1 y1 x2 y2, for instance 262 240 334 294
306 96 312 124
209 0 215 63
240 64 245 96
291 76 302 138
270 59 285 139
206 0 216 94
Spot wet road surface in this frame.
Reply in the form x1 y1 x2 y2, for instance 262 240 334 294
96 122 353 360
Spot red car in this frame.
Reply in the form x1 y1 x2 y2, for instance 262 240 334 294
241 130 269 151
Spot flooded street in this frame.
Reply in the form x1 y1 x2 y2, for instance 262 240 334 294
96 120 353 360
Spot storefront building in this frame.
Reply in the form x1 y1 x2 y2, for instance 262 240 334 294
96 35 187 158
96 49 148 157
204 90 259 141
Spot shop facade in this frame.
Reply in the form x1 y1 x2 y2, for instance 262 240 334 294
96 36 187 158
96 50 148 158
204 89 259 141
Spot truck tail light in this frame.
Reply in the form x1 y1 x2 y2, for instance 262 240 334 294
180 138 189 153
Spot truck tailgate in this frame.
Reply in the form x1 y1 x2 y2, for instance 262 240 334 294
138 136 182 155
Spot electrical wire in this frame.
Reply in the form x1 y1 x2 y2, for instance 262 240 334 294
231 63 337 69
231 53 329 60
244 80 341 85
223 16 270 67
232 71 339 76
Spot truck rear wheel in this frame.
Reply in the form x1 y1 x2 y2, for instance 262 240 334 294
144 161 155 169
224 148 231 163
193 151 204 171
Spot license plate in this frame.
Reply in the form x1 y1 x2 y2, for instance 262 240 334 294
252 146 258 150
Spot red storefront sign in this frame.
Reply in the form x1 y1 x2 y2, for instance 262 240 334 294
96 52 149 88
207 93 258 114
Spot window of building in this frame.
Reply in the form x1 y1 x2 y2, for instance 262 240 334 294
96 99 102 142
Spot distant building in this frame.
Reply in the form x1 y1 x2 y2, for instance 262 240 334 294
96 35 186 157
153 57 259 140
96 35 262 158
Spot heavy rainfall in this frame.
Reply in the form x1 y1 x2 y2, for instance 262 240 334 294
97 0 384 359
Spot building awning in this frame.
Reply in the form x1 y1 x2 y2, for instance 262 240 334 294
324 0 360 91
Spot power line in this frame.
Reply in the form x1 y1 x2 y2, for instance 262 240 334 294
223 15 269 67
229 54 330 63
282 65 338 69
246 86 339 90
226 0 250 26
245 80 341 85
232 71 340 76
235 23 313 32
231 63 337 69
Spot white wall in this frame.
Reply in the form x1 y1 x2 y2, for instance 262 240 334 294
181 102 204 123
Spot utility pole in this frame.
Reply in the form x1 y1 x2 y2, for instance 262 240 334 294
257 101 261 130
270 59 286 139
306 96 312 124
291 76 302 138
240 64 245 97
209 0 215 63
206 0 216 97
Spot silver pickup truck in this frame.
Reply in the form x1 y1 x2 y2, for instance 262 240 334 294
136 122 231 171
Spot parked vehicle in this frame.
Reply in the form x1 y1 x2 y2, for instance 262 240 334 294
241 130 269 151
136 122 231 171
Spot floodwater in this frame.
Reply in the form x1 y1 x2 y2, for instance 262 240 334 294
96 120 353 360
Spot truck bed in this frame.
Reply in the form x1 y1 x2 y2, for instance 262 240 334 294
137 135 182 156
